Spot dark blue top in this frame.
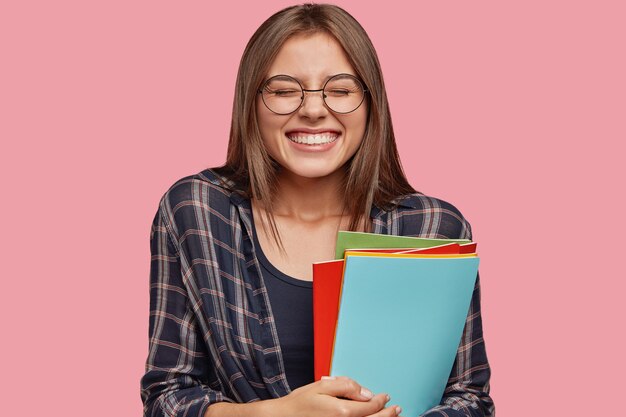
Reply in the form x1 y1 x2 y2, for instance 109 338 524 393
251 217 315 390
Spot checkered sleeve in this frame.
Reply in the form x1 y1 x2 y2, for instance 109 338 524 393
140 207 233 417
421 213 495 417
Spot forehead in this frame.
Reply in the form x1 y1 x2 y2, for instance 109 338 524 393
266 32 356 86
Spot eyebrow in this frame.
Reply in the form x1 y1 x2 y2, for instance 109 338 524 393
266 73 357 85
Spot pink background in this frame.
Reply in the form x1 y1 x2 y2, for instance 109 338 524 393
2 1 624 416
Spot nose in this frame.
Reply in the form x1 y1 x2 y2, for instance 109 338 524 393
298 88 329 119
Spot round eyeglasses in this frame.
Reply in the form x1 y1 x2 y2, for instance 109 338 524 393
258 73 368 115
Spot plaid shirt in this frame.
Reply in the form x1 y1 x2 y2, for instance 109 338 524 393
140 169 495 417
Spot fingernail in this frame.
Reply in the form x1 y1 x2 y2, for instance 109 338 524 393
386 394 390 402
395 406 402 415
360 387 373 399
321 376 336 380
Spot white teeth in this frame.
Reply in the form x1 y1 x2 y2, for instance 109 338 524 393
287 133 339 145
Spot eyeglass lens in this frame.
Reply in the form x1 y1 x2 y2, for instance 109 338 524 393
261 74 365 114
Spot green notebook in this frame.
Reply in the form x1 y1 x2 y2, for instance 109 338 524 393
334 231 471 259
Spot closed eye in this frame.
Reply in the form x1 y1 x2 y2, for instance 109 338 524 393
326 89 351 96
269 89 300 97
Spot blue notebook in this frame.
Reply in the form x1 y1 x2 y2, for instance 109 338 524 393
330 254 479 417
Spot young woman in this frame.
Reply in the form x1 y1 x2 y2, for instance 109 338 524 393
141 4 494 417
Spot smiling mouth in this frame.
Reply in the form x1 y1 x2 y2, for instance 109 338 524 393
286 132 340 145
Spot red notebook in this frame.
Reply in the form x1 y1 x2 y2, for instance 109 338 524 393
347 243 460 254
312 259 345 381
312 243 468 380
460 242 478 254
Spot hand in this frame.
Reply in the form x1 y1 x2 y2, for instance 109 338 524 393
275 376 402 417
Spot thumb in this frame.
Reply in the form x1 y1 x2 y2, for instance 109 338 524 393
319 376 374 401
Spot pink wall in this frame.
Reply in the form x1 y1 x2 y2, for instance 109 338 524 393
2 1 624 416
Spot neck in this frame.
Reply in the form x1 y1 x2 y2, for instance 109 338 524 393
262 168 347 222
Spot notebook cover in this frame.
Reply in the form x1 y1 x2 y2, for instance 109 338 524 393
312 259 345 381
330 254 479 416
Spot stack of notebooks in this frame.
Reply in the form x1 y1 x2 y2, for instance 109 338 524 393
313 231 479 417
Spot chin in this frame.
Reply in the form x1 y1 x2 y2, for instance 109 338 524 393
283 164 342 180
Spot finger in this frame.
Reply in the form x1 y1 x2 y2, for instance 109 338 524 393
318 376 375 401
336 393 390 417
363 404 403 417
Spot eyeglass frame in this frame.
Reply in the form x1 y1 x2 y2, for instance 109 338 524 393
257 73 369 115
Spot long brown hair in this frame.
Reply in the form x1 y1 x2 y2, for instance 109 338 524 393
213 3 417 252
